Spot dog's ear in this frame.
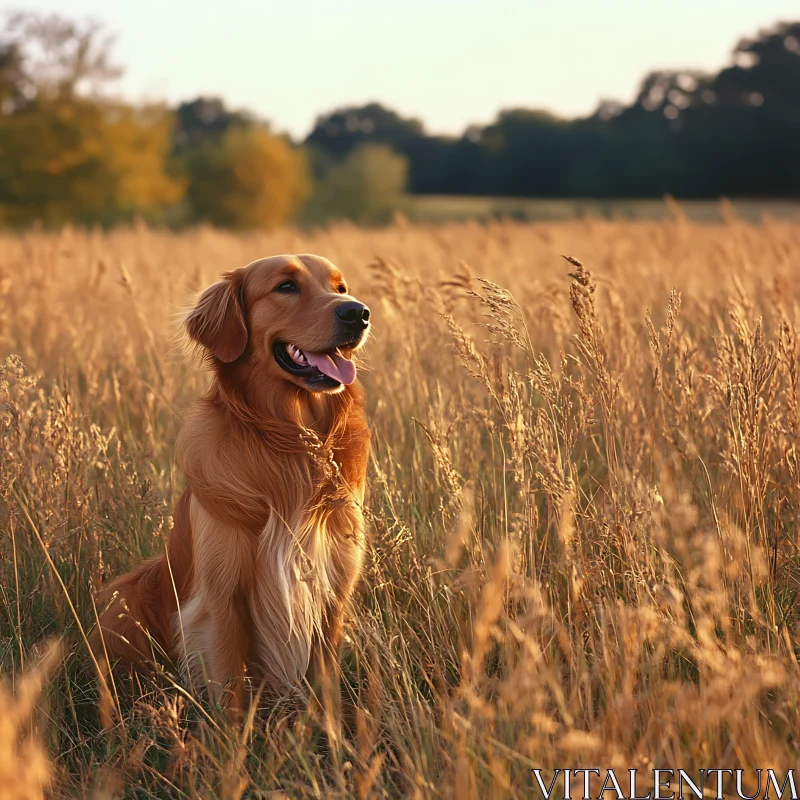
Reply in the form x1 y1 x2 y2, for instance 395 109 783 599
185 270 248 363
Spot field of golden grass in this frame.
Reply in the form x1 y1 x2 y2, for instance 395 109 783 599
1 210 800 797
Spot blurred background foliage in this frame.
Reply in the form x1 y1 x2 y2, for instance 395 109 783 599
301 144 408 226
182 127 310 230
0 11 799 229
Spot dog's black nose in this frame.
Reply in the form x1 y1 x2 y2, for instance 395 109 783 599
336 301 370 329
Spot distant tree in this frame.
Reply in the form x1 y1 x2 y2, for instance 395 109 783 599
172 97 312 227
172 96 257 153
187 127 309 228
0 41 25 112
598 24 800 197
477 109 575 196
306 102 424 160
0 100 183 225
403 134 481 195
0 11 122 103
303 144 408 225
715 21 800 106
0 12 182 225
627 69 710 117
306 103 486 195
694 21 800 195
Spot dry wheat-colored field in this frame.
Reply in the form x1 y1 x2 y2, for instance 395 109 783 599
1 210 800 798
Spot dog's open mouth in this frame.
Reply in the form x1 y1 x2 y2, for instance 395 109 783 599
274 342 357 387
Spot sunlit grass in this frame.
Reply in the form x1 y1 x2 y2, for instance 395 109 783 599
1 212 799 797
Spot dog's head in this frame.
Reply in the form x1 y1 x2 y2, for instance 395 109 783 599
185 254 370 394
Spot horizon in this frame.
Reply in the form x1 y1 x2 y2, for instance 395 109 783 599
3 0 799 139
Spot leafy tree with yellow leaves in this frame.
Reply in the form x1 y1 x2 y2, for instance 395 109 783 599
0 12 182 226
0 99 183 226
185 126 310 229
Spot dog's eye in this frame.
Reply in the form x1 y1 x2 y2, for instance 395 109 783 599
275 280 299 294
337 285 347 294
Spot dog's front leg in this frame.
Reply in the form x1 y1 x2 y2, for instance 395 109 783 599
183 497 254 716
309 520 365 689
205 592 251 714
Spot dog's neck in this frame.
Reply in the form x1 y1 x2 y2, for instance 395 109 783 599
177 365 368 531
211 363 359 450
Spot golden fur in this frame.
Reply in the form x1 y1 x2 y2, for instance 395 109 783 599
90 254 370 708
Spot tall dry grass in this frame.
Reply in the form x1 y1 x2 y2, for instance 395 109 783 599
1 212 800 797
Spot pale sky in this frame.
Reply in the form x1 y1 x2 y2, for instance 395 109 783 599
4 0 798 139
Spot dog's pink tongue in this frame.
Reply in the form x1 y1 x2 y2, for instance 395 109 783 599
304 351 357 385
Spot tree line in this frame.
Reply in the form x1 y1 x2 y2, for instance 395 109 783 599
307 20 800 200
0 12 798 229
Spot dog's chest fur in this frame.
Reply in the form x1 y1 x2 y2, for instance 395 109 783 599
177 484 363 690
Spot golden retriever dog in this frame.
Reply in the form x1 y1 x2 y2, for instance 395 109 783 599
90 254 371 710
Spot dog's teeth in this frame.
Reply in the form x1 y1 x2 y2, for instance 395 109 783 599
286 343 307 365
